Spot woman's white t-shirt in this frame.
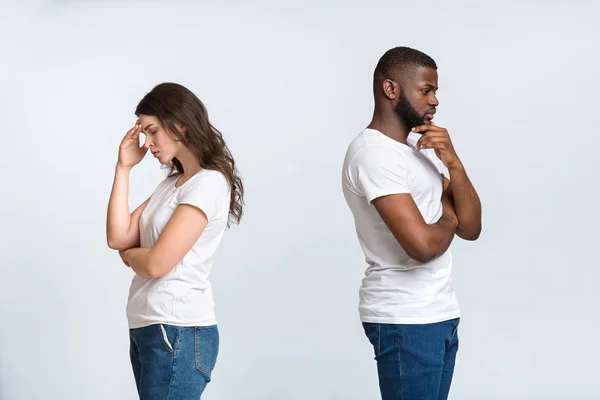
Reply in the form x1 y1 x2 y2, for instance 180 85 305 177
126 169 231 329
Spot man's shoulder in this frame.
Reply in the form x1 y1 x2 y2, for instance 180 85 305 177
345 130 402 164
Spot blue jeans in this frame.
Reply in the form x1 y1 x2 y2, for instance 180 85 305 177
129 324 219 400
363 319 460 400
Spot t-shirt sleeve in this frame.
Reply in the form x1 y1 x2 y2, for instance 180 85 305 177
178 171 230 221
350 146 411 203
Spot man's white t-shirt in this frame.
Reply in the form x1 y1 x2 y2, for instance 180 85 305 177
342 128 460 325
126 169 231 329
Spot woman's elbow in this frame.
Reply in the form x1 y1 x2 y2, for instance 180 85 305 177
107 238 126 250
146 257 176 279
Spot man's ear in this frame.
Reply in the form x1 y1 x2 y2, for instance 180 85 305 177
382 79 400 100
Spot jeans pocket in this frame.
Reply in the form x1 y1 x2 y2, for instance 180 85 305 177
159 324 177 355
363 323 380 358
451 318 460 340
195 326 219 377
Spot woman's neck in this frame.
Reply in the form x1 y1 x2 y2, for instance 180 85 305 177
176 149 202 182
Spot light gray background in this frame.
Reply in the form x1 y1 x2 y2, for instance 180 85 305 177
1 1 598 399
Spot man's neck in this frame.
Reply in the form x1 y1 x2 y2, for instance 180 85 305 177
367 107 410 144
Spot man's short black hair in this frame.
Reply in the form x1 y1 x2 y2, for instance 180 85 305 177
374 46 437 89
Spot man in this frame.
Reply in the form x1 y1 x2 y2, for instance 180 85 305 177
341 46 482 399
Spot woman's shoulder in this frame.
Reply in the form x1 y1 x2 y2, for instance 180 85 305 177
190 169 229 188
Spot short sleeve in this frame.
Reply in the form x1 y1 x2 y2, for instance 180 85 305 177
178 171 230 221
350 145 410 203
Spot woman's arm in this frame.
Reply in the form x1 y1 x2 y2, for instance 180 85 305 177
122 204 208 278
106 166 149 250
106 121 149 250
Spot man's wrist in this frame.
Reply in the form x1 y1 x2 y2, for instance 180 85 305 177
447 159 464 173
440 212 458 230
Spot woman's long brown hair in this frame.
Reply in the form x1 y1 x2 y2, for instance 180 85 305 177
135 82 244 225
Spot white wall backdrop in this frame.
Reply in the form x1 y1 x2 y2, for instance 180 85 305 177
0 1 598 399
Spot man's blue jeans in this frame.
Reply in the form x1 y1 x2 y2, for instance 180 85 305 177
129 324 219 399
363 318 460 400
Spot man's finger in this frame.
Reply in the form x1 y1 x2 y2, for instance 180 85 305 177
412 124 442 133
412 125 430 133
417 137 449 151
412 125 448 138
422 138 448 149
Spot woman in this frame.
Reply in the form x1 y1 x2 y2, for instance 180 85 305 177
106 82 243 399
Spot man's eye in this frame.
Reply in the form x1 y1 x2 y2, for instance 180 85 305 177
422 90 429 95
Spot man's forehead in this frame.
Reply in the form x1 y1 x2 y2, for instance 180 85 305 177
413 65 438 79
404 65 438 87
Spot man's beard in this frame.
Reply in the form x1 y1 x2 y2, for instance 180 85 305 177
395 92 425 130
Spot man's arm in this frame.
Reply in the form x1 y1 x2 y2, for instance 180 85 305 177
414 122 482 241
372 192 458 263
443 166 482 240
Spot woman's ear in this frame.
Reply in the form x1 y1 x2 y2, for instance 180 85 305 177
175 122 187 138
